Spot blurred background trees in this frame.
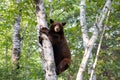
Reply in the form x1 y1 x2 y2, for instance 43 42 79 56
0 0 120 80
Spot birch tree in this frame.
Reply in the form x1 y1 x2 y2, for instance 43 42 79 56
12 0 21 70
89 10 111 80
33 0 57 80
79 0 96 79
76 0 113 80
48 0 53 18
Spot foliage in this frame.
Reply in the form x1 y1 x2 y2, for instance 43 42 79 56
0 0 120 80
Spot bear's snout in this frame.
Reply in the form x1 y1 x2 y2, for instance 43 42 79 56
54 25 60 32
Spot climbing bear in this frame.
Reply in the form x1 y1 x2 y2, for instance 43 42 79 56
40 19 71 75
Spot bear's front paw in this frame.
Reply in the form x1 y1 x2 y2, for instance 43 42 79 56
56 68 61 75
40 27 48 33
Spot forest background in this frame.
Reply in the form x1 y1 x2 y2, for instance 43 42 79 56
0 0 120 80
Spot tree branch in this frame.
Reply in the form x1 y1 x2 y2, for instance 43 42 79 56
89 10 111 80
80 0 89 48
80 0 96 79
97 0 112 31
48 0 53 18
76 0 112 80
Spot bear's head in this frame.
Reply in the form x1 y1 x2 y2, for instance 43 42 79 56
50 19 66 34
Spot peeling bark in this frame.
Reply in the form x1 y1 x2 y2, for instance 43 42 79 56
34 0 57 80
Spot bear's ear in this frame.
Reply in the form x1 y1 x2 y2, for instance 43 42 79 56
62 22 66 26
50 19 54 24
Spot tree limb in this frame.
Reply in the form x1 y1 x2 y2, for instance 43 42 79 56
80 0 89 48
89 10 111 80
76 0 112 80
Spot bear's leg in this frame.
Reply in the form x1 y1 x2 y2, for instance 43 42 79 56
56 58 71 75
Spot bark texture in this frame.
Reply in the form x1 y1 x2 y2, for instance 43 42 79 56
34 0 57 80
77 0 96 79
76 0 113 80
12 15 21 69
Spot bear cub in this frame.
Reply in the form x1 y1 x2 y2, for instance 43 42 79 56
40 19 71 75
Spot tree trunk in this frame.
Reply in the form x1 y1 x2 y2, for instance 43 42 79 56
34 0 57 80
77 0 96 79
76 0 113 80
12 14 21 70
48 0 53 18
11 1 22 80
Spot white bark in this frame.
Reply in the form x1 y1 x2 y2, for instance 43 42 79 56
48 0 53 18
80 0 95 79
34 0 57 80
97 0 112 31
77 0 96 79
76 25 98 80
89 10 111 80
80 0 89 47
89 25 105 80
76 0 112 80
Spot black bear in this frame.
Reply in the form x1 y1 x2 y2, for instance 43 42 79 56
40 19 71 75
